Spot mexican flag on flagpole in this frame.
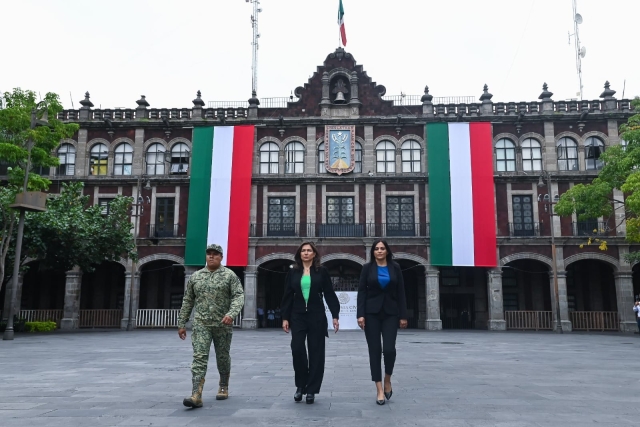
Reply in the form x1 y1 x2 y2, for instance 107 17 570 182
184 126 255 267
427 122 497 267
338 0 347 46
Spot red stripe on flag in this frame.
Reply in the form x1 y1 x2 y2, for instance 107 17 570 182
340 24 347 46
469 123 497 267
226 125 255 266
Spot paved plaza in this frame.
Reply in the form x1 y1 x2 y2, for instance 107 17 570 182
1 329 640 426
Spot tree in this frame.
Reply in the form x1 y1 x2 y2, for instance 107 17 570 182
555 98 640 262
0 89 78 294
22 182 138 274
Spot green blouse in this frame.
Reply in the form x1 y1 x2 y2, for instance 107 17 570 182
301 275 311 304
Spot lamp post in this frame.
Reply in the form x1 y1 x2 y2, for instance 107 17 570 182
126 175 150 331
538 172 563 334
3 102 49 340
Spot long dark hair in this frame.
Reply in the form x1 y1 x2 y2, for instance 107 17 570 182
293 241 321 270
369 239 394 264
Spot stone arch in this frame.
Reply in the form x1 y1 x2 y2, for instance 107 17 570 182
564 252 620 272
86 138 111 153
137 253 185 272
57 138 78 150
143 137 168 152
320 253 366 266
398 134 425 147
582 131 609 146
394 252 428 266
500 252 553 269
327 67 352 80
518 132 545 146
168 137 192 151
373 135 399 147
255 253 295 267
257 136 282 149
555 132 581 145
282 136 306 147
493 133 519 145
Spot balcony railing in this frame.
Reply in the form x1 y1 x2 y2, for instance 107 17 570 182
505 311 553 330
572 221 608 237
569 311 618 331
250 223 429 238
508 222 540 237
148 224 180 238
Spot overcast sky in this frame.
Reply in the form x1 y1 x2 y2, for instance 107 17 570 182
3 0 638 109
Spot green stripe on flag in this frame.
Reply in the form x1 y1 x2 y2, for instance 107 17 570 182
427 123 453 266
185 126 214 266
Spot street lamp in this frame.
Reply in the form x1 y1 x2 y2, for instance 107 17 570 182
126 175 150 331
537 172 563 334
3 102 49 340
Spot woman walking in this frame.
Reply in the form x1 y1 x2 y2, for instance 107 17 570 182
357 240 408 405
281 242 340 404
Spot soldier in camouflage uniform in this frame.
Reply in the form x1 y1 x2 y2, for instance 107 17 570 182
178 243 245 408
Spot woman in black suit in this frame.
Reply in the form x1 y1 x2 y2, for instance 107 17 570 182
357 239 408 405
281 242 340 404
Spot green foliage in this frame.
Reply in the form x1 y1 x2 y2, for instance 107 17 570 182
23 181 137 273
25 321 57 332
555 98 640 262
0 88 79 191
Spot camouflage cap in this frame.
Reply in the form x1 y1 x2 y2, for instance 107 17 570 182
206 244 223 255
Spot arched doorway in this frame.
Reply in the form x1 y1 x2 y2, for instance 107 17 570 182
256 259 291 328
139 260 185 309
396 260 424 329
439 267 488 329
80 261 126 310
20 261 65 311
566 260 617 328
502 260 551 311
633 263 640 301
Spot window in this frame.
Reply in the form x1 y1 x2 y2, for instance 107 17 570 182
146 143 166 175
327 197 354 225
401 140 421 172
33 165 49 176
495 138 516 172
557 137 578 171
284 141 304 174
355 142 362 173
259 142 279 174
318 143 326 173
154 198 175 237
585 137 605 170
114 143 133 176
57 143 76 176
170 143 190 175
0 161 11 175
521 138 542 172
440 268 460 286
89 143 108 176
267 197 296 236
98 198 113 215
386 196 415 236
376 141 395 173
511 195 534 237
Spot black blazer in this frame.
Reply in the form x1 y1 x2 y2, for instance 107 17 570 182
281 266 340 321
357 261 408 319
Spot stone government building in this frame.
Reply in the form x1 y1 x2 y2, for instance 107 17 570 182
1 48 638 332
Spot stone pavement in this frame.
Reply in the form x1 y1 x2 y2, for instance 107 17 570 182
1 329 640 427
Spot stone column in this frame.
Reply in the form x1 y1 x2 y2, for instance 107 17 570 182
614 272 636 332
551 271 572 332
306 126 317 174
60 268 83 330
2 272 24 322
486 269 506 331
425 268 442 330
242 268 258 329
363 126 374 175
120 272 140 329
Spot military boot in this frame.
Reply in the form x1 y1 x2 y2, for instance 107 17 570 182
216 374 230 400
183 377 205 408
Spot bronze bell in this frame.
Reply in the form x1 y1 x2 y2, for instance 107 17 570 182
335 91 346 103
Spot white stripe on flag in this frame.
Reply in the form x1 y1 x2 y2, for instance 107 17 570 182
207 126 234 262
448 123 475 266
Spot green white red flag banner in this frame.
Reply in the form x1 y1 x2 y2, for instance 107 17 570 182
338 0 347 46
427 122 497 267
185 126 255 266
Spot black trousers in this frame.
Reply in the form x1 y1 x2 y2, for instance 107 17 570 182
290 312 327 394
364 311 398 382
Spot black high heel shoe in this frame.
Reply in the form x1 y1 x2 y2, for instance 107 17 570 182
306 393 315 404
376 398 385 405
384 389 393 401
294 387 305 402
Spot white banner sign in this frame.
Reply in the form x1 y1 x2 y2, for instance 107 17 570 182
325 291 359 330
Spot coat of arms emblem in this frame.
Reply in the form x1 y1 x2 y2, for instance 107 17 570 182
325 125 356 175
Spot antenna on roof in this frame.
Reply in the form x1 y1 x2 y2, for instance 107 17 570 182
70 91 74 109
247 0 262 96
568 0 586 100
